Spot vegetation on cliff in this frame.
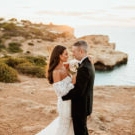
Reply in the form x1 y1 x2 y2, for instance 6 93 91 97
0 18 73 82
0 55 47 82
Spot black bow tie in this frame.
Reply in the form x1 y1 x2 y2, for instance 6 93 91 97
78 63 81 67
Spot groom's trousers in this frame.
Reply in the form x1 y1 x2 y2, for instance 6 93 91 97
72 116 89 135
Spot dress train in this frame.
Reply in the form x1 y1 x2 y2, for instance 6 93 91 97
35 76 75 135
35 117 74 135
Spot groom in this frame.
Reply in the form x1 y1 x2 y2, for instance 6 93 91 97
62 40 95 135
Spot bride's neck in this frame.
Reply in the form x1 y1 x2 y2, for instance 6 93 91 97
57 61 64 68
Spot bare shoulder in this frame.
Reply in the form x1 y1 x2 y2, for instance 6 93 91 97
53 69 61 83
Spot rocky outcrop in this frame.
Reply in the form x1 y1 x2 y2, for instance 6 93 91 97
78 35 128 70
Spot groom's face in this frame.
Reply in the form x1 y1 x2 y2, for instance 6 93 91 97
72 46 82 60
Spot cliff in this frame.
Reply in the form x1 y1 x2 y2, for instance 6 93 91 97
0 18 128 71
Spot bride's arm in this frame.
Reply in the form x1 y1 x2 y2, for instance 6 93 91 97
53 81 74 97
52 70 74 97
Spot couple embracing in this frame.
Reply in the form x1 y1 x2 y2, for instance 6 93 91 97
36 40 95 135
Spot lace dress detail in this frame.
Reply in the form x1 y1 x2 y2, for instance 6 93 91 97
53 76 74 97
35 76 74 135
53 76 74 117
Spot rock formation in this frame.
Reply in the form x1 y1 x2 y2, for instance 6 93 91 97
78 35 128 70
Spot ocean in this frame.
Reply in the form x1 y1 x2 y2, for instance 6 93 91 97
74 26 135 86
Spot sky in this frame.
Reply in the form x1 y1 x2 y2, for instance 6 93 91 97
0 0 135 27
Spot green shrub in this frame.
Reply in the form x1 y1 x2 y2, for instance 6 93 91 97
25 56 47 66
0 57 8 64
29 27 43 37
0 55 47 79
1 26 30 38
0 44 6 51
28 42 34 46
0 63 19 83
5 57 28 68
0 18 4 21
7 42 23 53
0 39 6 51
1 22 17 31
16 62 45 78
26 51 31 54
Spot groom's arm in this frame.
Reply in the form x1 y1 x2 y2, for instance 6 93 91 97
62 67 89 100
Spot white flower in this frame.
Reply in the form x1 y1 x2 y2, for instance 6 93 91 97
68 59 79 74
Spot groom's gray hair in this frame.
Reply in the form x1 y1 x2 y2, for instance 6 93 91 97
73 40 89 53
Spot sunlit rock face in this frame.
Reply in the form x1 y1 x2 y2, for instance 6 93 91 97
78 35 128 70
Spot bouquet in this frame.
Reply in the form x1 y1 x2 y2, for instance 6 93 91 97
65 59 79 75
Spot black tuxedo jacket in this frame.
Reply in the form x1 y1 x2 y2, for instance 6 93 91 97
62 57 95 118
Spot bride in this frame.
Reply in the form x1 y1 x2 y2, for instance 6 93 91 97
35 45 76 135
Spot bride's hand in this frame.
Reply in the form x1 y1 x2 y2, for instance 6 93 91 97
63 62 69 70
88 55 94 64
72 74 76 84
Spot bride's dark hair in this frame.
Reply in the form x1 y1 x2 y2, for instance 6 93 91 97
47 45 66 84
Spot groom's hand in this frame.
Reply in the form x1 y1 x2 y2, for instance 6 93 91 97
72 74 76 84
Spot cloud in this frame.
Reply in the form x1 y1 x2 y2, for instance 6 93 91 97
114 6 135 10
36 10 97 16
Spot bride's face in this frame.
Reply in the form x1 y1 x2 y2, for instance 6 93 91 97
60 49 68 62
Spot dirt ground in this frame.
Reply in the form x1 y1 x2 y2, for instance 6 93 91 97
0 75 135 135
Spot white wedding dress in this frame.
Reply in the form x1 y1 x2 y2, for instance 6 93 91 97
35 76 75 135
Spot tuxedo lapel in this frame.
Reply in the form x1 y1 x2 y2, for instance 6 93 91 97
79 57 91 68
